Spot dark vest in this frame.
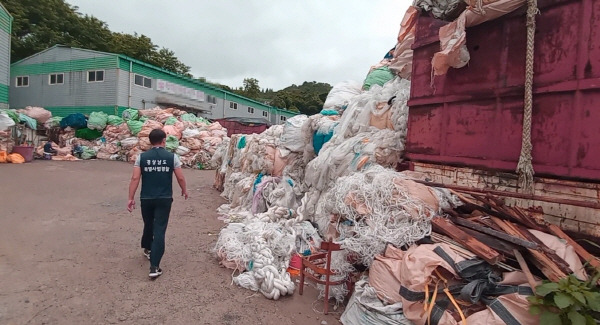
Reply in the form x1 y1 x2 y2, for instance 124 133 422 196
139 147 175 199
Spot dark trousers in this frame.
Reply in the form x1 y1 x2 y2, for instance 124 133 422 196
140 198 173 268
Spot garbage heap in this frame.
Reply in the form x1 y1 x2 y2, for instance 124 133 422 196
212 4 600 325
212 73 466 304
34 106 228 168
0 106 52 162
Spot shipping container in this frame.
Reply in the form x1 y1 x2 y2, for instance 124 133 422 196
406 0 600 182
405 0 600 238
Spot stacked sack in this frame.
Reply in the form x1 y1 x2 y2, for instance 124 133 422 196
40 106 228 168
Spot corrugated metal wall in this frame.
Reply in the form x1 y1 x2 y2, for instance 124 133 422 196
0 4 12 109
9 46 297 123
10 47 120 115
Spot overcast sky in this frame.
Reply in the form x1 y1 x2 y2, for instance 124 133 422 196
65 1 412 91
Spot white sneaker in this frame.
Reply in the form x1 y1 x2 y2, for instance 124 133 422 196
149 266 162 278
143 249 151 260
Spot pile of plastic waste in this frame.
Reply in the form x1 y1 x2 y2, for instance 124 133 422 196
34 106 228 168
211 69 468 305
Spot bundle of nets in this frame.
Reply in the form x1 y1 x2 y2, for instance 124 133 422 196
213 207 306 300
318 165 443 266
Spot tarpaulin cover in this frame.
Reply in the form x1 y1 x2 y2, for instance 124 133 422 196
60 113 87 129
75 128 103 140
19 114 37 129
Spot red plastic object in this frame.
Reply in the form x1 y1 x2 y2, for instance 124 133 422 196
11 146 34 162
406 0 600 181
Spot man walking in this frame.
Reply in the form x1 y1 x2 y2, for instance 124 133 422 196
127 129 188 279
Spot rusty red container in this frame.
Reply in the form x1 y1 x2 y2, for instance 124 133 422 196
216 118 269 137
406 0 600 181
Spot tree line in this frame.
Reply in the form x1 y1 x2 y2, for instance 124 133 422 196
2 0 332 115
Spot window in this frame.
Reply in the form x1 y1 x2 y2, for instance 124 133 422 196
206 95 217 104
88 70 104 82
247 107 254 114
280 116 287 122
49 73 64 85
229 102 238 110
134 74 152 88
16 76 29 87
262 111 268 118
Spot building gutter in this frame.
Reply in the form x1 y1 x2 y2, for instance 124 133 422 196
127 61 132 108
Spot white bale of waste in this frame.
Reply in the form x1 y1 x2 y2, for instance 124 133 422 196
279 114 308 153
323 81 363 111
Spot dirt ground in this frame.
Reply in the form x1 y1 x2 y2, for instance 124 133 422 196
0 160 343 324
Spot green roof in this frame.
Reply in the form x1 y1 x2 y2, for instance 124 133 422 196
11 45 299 116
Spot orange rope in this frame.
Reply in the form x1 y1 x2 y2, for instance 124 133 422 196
426 280 439 325
433 269 467 325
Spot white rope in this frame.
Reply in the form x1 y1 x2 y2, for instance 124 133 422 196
516 0 538 193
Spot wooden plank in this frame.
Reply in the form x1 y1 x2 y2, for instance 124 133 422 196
431 217 503 265
512 223 573 275
547 224 600 270
412 180 600 209
513 249 538 293
451 217 539 250
491 217 566 281
458 226 517 257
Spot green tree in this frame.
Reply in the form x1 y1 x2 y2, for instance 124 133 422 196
2 0 191 75
242 78 261 100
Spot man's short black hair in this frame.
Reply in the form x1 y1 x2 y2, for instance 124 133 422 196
148 129 166 145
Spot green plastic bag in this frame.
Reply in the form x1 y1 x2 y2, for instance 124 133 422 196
75 127 103 140
45 116 63 128
237 136 247 149
87 111 108 130
181 113 197 123
1 109 20 123
165 135 179 152
80 146 97 160
127 120 144 136
107 115 124 125
164 116 178 125
122 108 139 121
363 66 395 90
138 116 148 123
196 116 210 125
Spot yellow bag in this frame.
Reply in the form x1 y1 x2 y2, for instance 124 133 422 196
7 153 25 164
0 151 6 163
